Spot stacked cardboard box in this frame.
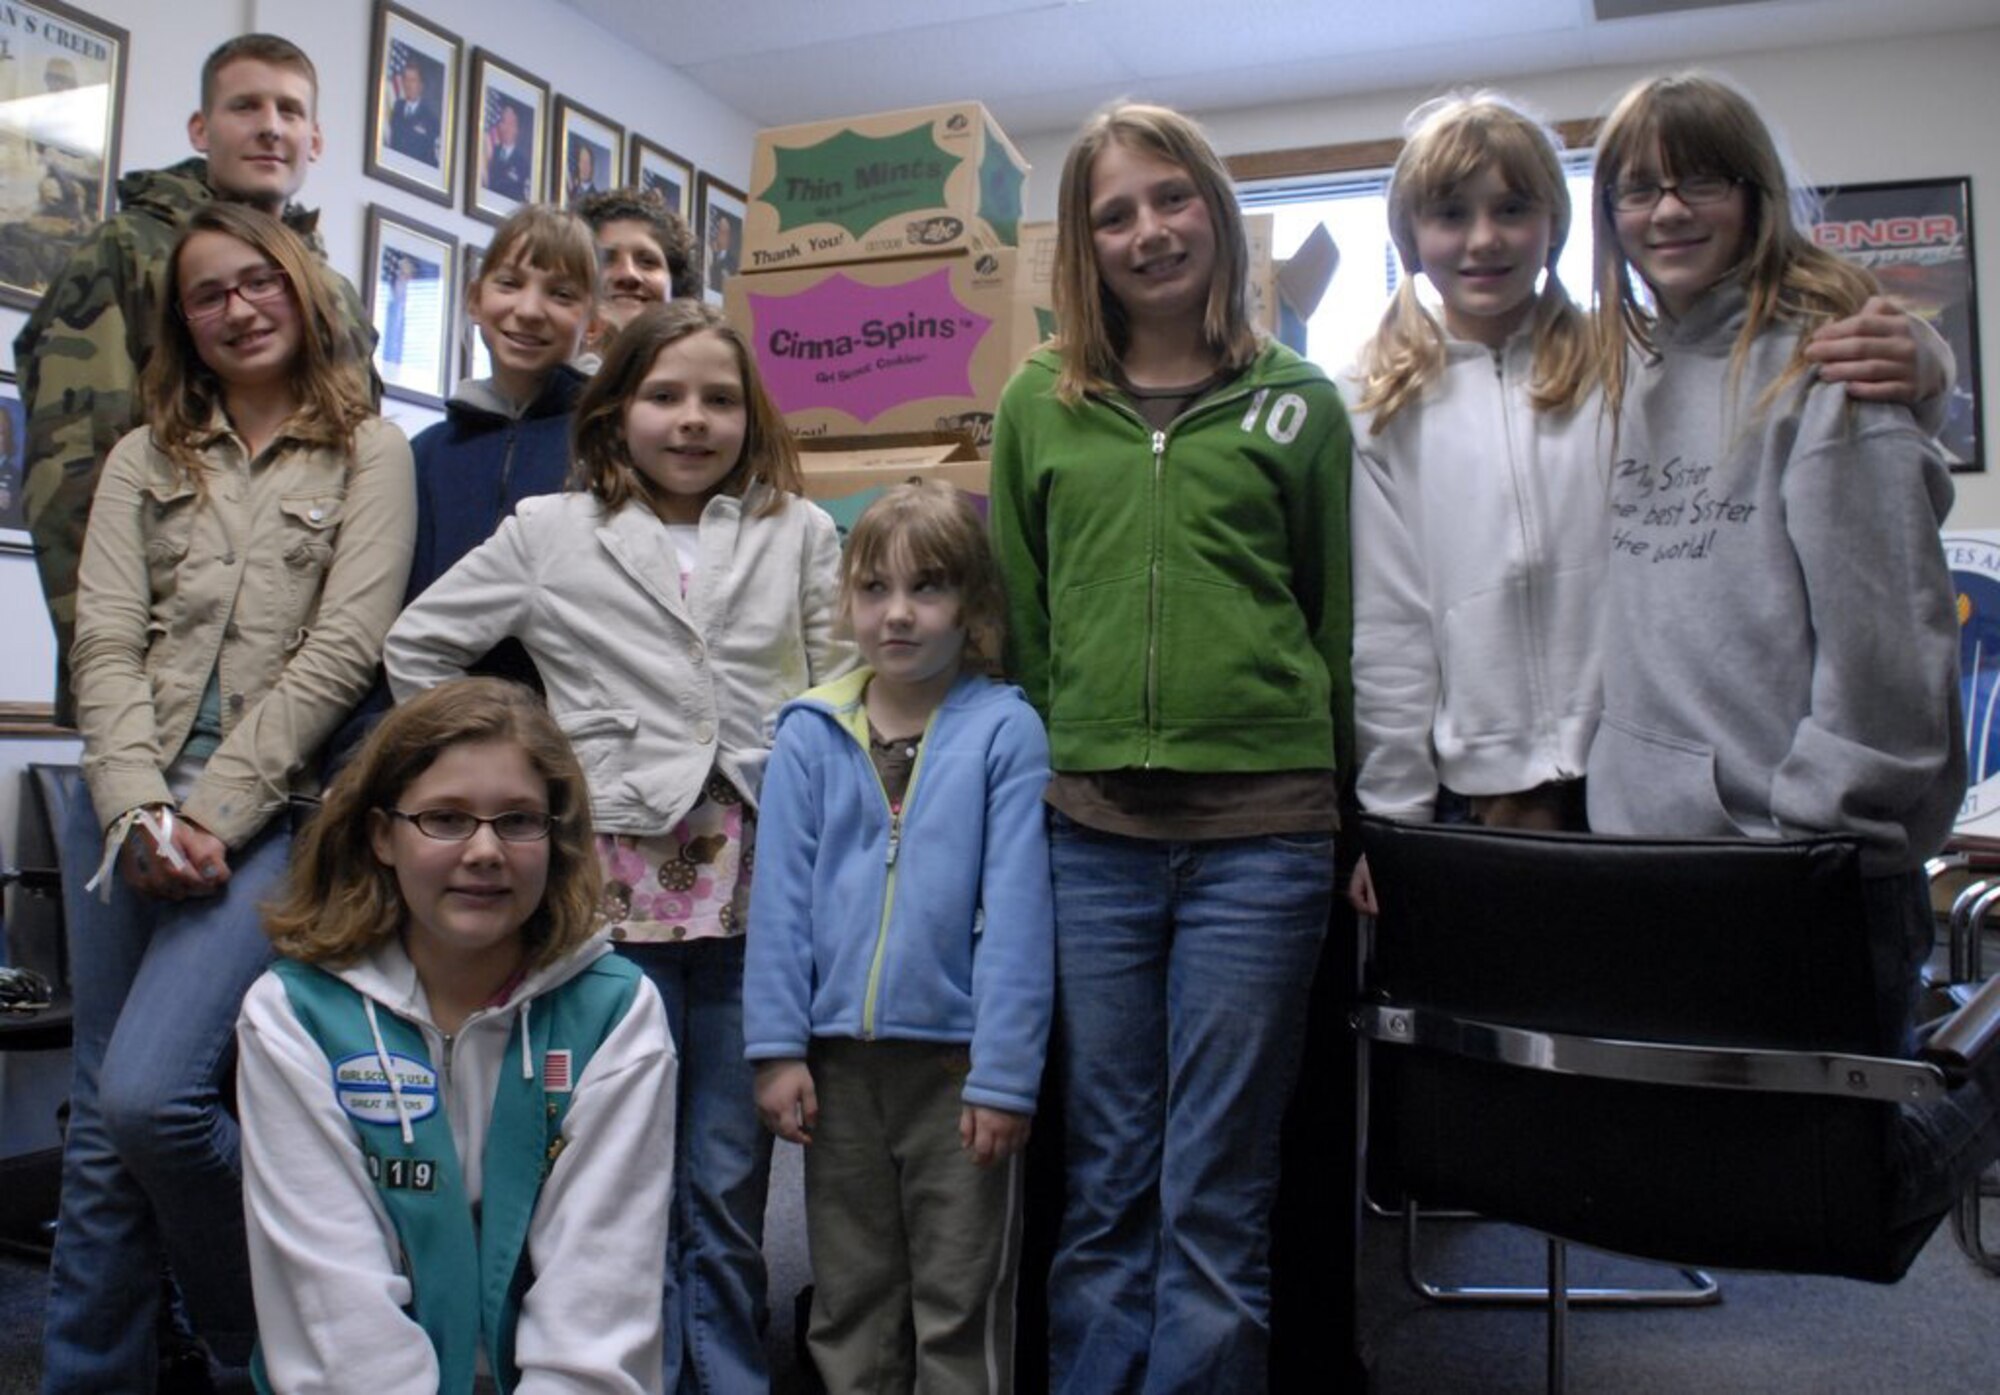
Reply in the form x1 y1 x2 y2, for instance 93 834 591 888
725 103 1032 513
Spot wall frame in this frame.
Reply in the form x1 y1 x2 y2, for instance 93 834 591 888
459 242 491 386
364 1 461 208
554 97 623 212
1811 176 1984 473
365 204 457 410
465 49 549 226
0 0 128 311
0 370 27 552
630 135 694 222
697 172 747 307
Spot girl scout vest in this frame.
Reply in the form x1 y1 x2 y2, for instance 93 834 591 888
252 953 643 1394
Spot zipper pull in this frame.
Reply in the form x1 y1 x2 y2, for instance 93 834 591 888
886 810 902 868
1152 429 1166 459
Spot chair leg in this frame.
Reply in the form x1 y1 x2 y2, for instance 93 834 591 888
1401 1200 1721 1307
1951 1164 2000 1276
1547 1238 1568 1395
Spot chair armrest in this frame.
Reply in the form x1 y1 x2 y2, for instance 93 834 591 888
1921 974 2000 1084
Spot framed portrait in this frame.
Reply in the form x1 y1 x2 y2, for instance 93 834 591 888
553 97 623 212
365 204 456 409
364 1 461 208
0 371 28 551
459 243 492 385
465 49 549 226
629 136 693 221
1811 177 1984 473
0 1 128 312
697 172 747 307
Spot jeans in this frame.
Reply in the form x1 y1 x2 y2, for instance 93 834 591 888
623 937 773 1394
1043 813 1335 1395
42 789 286 1393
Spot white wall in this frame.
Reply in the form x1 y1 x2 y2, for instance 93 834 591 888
1014 25 2000 527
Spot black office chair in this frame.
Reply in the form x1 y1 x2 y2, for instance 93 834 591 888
1355 816 2000 1393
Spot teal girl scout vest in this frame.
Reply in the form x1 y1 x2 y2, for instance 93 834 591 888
251 953 643 1394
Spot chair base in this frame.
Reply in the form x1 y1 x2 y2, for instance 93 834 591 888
1403 1202 1722 1308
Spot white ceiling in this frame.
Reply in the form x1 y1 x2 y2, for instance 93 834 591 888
558 0 1999 139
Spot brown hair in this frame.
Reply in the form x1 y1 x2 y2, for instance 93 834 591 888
840 479 1007 675
265 678 602 970
142 203 371 482
1591 71 1876 426
479 203 600 300
1357 92 1591 431
200 33 317 114
578 187 696 298
1050 101 1259 405
570 300 801 519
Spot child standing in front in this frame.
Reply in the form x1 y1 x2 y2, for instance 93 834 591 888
1586 72 1963 1036
386 300 853 1393
745 481 1054 1392
239 677 676 1392
989 101 1352 1392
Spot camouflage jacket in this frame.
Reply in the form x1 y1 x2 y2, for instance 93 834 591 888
13 157 378 726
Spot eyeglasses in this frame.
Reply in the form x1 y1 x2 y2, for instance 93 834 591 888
179 268 291 323
1606 175 1744 213
388 808 554 843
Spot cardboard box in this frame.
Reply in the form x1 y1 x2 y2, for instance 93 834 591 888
1014 213 1278 340
797 431 990 538
743 102 1029 272
726 250 1028 450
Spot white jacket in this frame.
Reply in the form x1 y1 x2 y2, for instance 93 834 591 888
237 933 676 1393
1344 330 1609 819
385 486 856 833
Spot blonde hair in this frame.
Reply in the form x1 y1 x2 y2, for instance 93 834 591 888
265 679 602 971
1591 71 1877 426
143 203 372 483
1050 101 1259 405
1358 92 1592 431
478 203 600 301
840 480 1006 675
569 300 801 518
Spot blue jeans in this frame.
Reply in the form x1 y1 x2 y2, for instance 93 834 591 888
1044 813 1335 1395
623 937 773 1393
42 789 287 1393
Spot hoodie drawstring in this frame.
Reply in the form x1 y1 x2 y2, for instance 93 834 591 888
364 998 416 1146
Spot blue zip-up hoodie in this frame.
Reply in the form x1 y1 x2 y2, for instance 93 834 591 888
744 668 1055 1115
406 364 587 602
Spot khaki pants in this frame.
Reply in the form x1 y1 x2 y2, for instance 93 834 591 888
805 1037 1023 1394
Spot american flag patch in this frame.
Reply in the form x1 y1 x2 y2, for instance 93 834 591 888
543 1050 573 1093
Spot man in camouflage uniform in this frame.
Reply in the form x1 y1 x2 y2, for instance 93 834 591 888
14 32 376 726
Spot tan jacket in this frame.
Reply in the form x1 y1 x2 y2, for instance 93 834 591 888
73 414 415 847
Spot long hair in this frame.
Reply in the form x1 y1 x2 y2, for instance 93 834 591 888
840 479 1007 676
265 678 602 971
1358 92 1591 431
479 203 600 299
1050 101 1259 405
142 203 372 483
570 300 800 519
1590 71 1877 426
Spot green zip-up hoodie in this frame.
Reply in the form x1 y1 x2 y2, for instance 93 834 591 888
989 341 1354 781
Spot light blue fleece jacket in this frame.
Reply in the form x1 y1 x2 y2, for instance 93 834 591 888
743 668 1054 1115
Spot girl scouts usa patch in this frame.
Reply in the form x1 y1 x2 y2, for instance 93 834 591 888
333 1052 440 1126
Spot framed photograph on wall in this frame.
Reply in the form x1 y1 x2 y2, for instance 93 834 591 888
365 204 456 409
0 371 28 552
465 49 548 226
630 135 693 221
697 172 747 307
1812 176 1984 472
459 243 492 386
554 97 623 212
364 1 461 208
0 1 129 311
